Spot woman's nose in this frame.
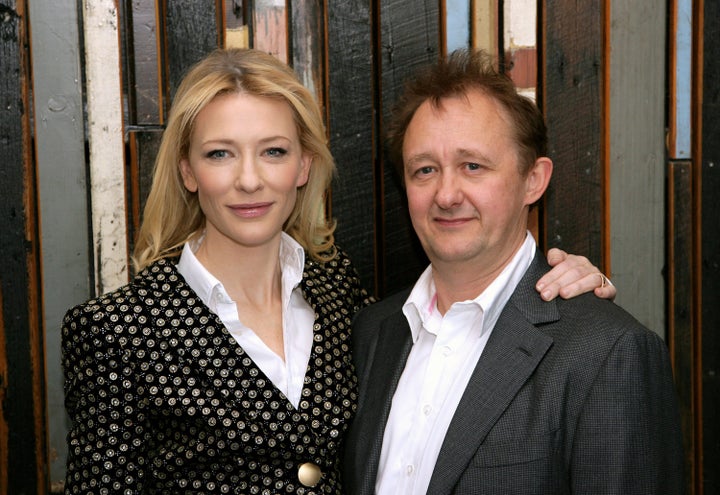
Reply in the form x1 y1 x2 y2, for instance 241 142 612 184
234 157 262 192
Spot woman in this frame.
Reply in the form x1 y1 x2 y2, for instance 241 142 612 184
62 48 613 494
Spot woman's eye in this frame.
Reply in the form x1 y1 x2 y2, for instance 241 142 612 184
206 149 229 159
265 147 288 158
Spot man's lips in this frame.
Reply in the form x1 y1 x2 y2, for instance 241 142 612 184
229 202 273 218
434 216 472 227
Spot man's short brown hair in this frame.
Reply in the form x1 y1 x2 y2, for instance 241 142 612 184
386 49 547 181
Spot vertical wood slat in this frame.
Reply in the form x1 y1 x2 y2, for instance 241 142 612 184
127 130 164 256
0 288 6 494
378 0 439 296
224 0 249 48
445 0 470 52
0 1 47 493
164 0 221 100
253 0 287 63
326 0 376 293
27 0 90 484
701 0 720 491
540 1 604 268
472 0 499 56
668 0 693 160
668 160 695 495
290 0 325 103
83 0 129 294
126 0 164 124
607 0 665 334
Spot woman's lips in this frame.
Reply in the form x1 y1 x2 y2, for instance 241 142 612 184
229 202 273 218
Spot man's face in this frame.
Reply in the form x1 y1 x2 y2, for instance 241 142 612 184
402 88 542 276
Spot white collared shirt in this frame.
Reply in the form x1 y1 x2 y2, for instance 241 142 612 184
375 233 537 495
176 232 314 408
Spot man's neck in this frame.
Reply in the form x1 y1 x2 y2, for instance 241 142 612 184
431 237 529 315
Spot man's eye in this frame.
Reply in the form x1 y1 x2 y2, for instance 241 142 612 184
466 162 481 171
418 166 434 175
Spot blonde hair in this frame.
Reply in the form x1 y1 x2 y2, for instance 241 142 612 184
132 48 337 271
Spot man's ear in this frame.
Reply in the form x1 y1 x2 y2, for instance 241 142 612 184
179 158 198 193
524 157 553 206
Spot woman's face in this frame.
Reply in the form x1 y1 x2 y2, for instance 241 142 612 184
180 91 311 253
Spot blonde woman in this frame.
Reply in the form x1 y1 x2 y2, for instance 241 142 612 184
61 48 613 494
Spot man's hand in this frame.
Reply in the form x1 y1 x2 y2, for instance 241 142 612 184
536 248 616 301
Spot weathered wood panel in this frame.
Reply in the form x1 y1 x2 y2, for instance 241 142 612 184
0 1 47 493
472 0 499 56
701 0 720 490
125 0 164 124
540 1 604 268
164 0 221 100
127 129 164 255
27 0 89 485
290 0 325 103
608 0 665 335
326 0 377 294
83 0 129 294
253 0 287 63
668 160 696 494
378 0 439 296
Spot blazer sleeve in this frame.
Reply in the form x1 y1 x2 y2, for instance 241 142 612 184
570 328 684 494
62 304 148 494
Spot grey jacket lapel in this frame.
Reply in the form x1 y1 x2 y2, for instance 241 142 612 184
354 310 414 495
426 253 559 494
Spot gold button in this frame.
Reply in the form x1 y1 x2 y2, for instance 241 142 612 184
298 462 322 487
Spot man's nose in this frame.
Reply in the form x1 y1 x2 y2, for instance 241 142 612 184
435 170 463 209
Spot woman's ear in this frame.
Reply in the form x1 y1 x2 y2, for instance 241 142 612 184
296 153 312 187
524 157 553 205
179 158 198 192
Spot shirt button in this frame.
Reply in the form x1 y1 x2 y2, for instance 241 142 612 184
442 345 452 356
422 404 433 416
406 464 414 476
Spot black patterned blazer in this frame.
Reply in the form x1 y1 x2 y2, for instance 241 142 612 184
344 252 684 495
62 249 370 494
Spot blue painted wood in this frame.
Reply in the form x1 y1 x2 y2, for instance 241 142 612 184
672 0 692 159
446 0 470 51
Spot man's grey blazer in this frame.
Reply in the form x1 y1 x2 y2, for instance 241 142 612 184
343 252 684 494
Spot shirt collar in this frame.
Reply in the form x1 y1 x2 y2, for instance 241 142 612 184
176 232 306 311
402 232 536 342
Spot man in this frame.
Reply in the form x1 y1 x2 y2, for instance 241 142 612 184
343 49 683 494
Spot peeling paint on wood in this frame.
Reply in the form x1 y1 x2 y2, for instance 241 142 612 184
82 0 129 294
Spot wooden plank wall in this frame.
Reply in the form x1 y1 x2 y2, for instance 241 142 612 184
0 1 47 494
27 0 90 487
540 0 605 268
3 0 714 493
700 0 720 491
